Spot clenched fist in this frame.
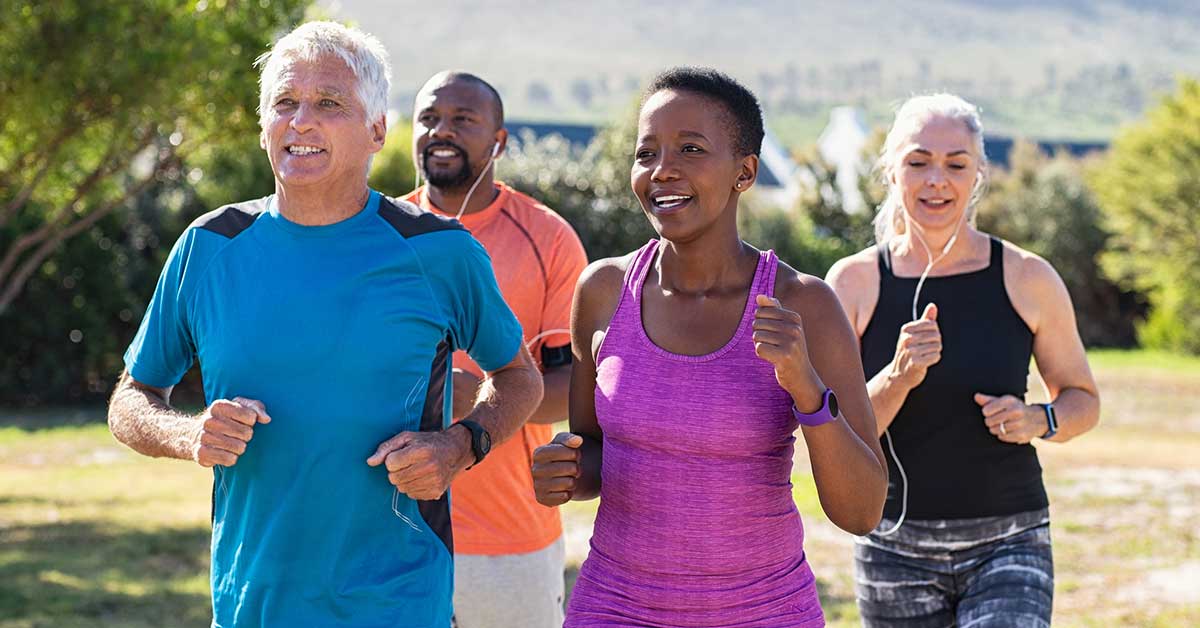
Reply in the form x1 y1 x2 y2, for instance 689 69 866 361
532 432 583 506
890 303 942 390
191 397 271 468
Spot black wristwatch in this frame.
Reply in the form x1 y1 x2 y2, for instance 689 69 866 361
452 419 491 468
1039 403 1058 439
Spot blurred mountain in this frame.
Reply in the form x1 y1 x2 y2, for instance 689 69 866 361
322 0 1200 144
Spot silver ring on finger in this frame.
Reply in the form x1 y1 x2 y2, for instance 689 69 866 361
1000 422 1007 435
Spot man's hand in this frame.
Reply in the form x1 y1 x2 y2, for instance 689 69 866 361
192 397 271 468
451 368 482 420
367 426 474 500
975 393 1045 445
752 294 825 411
531 432 583 506
890 303 942 390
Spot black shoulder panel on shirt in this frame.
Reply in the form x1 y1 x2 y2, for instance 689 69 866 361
191 198 269 239
377 196 466 238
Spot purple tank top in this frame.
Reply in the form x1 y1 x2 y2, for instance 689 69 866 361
565 240 825 627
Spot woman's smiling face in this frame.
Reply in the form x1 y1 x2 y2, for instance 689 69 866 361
892 114 981 232
631 89 751 243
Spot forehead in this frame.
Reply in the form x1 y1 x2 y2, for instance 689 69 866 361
898 115 975 156
638 89 728 140
270 55 358 95
414 79 494 112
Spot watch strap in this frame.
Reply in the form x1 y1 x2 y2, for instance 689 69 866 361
454 419 489 467
1039 403 1058 439
792 388 839 427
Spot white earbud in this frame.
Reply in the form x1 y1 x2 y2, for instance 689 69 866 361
455 141 501 220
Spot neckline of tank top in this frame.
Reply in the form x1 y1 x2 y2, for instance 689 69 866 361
881 237 1000 281
632 240 774 363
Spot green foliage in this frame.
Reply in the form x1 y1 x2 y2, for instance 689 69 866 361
1089 78 1200 353
977 140 1140 347
367 121 416 198
0 0 309 313
499 104 655 260
742 151 878 278
0 1 310 402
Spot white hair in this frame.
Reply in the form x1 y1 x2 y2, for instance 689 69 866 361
873 93 989 245
254 21 391 130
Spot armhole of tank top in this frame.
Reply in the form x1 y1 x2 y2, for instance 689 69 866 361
858 244 892 350
595 240 656 362
993 236 1037 337
876 241 893 276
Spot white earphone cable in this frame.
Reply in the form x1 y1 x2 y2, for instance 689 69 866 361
874 206 969 537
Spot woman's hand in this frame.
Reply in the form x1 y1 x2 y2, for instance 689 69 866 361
890 303 942 390
975 393 1048 444
752 294 827 410
532 432 583 506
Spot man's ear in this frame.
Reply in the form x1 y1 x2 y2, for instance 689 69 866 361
370 115 387 152
492 127 510 159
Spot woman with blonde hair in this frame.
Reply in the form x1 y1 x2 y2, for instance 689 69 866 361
826 93 1100 627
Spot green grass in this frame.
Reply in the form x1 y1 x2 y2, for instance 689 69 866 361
2 348 1199 626
1086 348 1200 374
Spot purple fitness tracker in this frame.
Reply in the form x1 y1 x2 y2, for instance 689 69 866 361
792 388 840 427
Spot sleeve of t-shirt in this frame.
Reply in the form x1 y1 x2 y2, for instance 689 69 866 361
539 222 589 351
123 229 198 388
429 231 523 373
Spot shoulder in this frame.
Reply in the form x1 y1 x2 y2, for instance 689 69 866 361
572 251 638 335
999 238 1066 297
822 246 881 329
500 186 585 243
997 237 1071 333
773 258 844 319
187 197 270 239
825 246 881 294
577 252 636 299
377 195 466 239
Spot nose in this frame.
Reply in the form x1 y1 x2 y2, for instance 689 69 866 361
430 117 455 141
925 166 948 188
290 102 317 133
650 151 679 182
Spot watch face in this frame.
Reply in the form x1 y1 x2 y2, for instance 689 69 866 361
480 430 492 455
827 391 839 417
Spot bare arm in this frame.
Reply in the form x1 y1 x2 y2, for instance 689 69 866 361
526 362 571 424
827 254 939 437
468 346 545 445
108 370 196 460
978 252 1100 444
757 272 888 535
533 259 625 505
108 370 271 467
1027 261 1100 442
863 305 941 436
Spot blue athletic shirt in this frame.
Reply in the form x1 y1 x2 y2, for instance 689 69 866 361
124 190 523 627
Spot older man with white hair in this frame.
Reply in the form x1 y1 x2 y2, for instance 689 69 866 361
107 21 542 626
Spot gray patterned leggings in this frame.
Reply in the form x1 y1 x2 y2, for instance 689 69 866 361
854 508 1053 628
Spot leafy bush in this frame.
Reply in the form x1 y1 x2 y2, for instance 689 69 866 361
1089 78 1200 353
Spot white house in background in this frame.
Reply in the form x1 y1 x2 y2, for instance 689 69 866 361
817 106 870 213
813 105 1110 215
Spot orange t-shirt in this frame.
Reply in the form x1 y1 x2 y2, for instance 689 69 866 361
404 182 588 555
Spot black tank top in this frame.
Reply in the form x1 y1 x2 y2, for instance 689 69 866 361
860 237 1048 519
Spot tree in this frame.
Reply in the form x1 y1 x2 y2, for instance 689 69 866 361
977 140 1140 347
367 121 417 198
499 102 655 260
0 0 309 315
1089 78 1200 353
